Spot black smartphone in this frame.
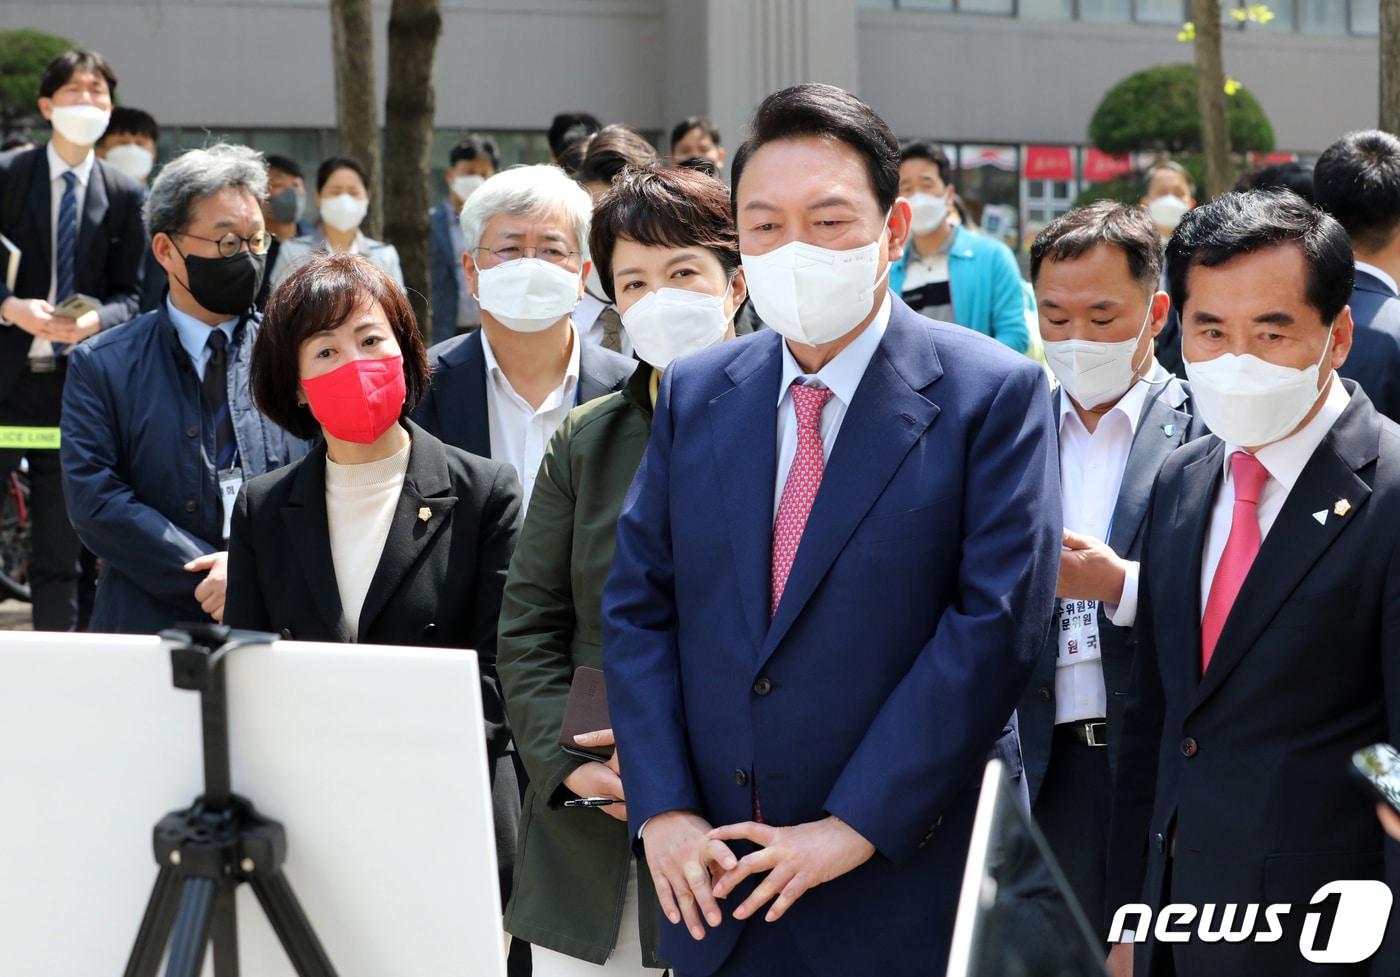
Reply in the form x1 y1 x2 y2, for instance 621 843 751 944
1351 743 1400 814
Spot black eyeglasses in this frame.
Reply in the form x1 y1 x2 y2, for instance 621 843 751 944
176 229 272 258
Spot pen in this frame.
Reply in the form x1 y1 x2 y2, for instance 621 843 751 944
563 796 621 808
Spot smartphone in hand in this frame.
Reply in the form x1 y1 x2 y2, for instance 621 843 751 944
1351 743 1400 814
51 293 100 320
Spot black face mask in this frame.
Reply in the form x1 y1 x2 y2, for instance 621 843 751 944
173 244 265 317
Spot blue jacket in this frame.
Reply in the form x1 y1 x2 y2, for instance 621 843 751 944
60 306 311 634
601 296 1061 976
889 223 1030 353
429 201 462 347
1341 268 1400 424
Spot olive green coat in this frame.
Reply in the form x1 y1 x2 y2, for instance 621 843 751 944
497 363 664 967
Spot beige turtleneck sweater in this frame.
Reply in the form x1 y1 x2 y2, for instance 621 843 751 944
324 440 411 639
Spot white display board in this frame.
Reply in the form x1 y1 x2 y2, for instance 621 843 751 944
0 631 505 977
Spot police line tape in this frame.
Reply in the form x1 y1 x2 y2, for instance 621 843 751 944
0 427 60 449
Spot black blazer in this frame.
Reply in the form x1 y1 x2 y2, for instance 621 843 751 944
224 421 523 761
0 146 146 397
1341 269 1400 425
1019 374 1207 806
411 328 636 457
1108 382 1400 976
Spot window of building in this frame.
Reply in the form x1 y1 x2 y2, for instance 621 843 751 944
1301 0 1349 31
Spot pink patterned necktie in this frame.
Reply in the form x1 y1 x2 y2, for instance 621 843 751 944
1200 450 1270 672
771 382 833 618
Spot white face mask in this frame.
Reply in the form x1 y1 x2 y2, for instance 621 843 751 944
741 213 891 347
475 256 580 333
908 192 948 236
452 174 485 202
319 193 368 233
1147 194 1190 234
50 104 111 147
103 143 154 183
621 283 734 370
1043 305 1154 410
1183 322 1335 448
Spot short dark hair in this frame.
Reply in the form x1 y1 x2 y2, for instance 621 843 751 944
254 252 429 440
39 49 117 100
670 116 721 150
899 140 953 186
100 106 158 146
548 111 601 158
1143 159 1195 197
588 166 740 304
1234 161 1314 204
731 83 900 214
676 156 719 178
1166 190 1354 325
1315 130 1400 253
316 155 369 194
575 125 659 187
264 154 304 181
448 133 500 171
1030 201 1164 292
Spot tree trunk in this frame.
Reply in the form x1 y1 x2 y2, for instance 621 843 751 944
383 0 443 338
1383 0 1400 132
330 0 382 237
1191 0 1232 200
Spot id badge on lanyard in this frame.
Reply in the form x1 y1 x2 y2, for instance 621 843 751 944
1056 598 1102 665
218 466 243 544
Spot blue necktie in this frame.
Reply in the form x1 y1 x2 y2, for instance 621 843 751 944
203 330 237 470
53 171 78 356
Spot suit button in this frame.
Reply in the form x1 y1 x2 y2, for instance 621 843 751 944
1180 737 1199 758
423 623 437 638
1156 832 1166 853
185 425 198 438
279 629 293 640
185 500 197 512
753 678 772 696
734 769 748 787
1038 686 1051 702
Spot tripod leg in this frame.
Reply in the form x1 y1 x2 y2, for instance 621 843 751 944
164 877 217 977
124 867 182 977
211 882 240 977
249 869 339 977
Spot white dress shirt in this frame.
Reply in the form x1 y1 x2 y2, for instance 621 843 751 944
574 291 633 358
1199 375 1350 616
1355 259 1399 296
31 142 95 357
480 326 581 513
773 293 891 517
1054 374 1155 723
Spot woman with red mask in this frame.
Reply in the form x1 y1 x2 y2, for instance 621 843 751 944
223 251 525 910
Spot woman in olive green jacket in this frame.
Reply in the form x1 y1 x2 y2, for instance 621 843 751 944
497 166 747 973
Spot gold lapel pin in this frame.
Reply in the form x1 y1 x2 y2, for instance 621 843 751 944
1334 499 1351 517
418 506 432 522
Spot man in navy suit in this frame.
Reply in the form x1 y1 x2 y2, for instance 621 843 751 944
1107 191 1400 977
0 50 145 630
1315 129 1400 424
429 134 499 345
601 84 1061 977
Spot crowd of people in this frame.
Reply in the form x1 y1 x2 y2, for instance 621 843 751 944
5 43 1400 977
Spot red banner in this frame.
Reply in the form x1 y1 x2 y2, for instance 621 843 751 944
1083 148 1133 183
1023 146 1074 182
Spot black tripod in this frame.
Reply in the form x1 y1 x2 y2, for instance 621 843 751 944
123 625 340 977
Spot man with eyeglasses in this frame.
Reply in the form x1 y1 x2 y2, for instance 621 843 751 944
414 164 633 513
59 143 311 634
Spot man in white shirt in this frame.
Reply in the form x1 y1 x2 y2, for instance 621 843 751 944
412 165 633 512
1017 202 1205 942
1107 190 1400 977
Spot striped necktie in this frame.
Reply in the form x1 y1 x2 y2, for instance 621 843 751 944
53 171 78 356
203 330 237 470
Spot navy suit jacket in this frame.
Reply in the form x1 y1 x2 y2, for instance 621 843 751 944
0 146 146 398
601 296 1062 977
1109 382 1400 976
411 328 635 457
428 201 460 347
1341 269 1400 425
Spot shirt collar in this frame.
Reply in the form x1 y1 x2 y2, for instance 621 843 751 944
1355 260 1399 297
47 141 95 188
1222 372 1351 493
778 291 891 408
1058 367 1157 439
166 297 238 366
481 323 582 392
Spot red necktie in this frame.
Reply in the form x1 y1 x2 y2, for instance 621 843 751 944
771 382 833 617
1200 451 1270 671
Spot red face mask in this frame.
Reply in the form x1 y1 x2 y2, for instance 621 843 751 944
300 355 407 444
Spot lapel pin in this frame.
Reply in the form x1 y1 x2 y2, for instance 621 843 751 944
1162 423 1177 437
1312 509 1328 526
1334 499 1352 517
418 506 432 522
